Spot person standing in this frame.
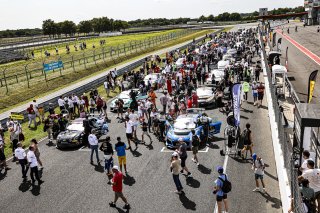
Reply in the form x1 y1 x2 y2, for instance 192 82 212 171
300 150 313 175
170 152 184 194
88 130 101 165
141 118 151 144
148 89 157 107
27 104 37 128
44 117 53 145
115 137 128 174
191 130 200 166
10 121 21 162
27 146 44 185
241 123 253 158
100 136 114 176
31 139 43 169
242 81 250 102
214 166 229 213
252 153 266 192
109 166 130 209
125 117 135 149
160 92 168 113
257 82 265 107
58 96 65 111
252 81 258 106
299 160 320 212
176 138 192 178
15 142 29 180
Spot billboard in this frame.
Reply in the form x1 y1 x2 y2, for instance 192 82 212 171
259 8 268 16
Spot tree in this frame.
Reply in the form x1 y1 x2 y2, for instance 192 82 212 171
198 15 207 22
207 15 215 22
42 19 55 37
78 20 92 35
230 13 241 21
60 21 76 37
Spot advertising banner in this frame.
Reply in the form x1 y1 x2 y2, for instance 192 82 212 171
307 70 318 103
43 61 63 72
232 83 242 127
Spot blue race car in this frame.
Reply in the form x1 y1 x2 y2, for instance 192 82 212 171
165 108 222 149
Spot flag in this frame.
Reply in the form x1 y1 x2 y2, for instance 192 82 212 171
307 70 318 103
232 83 242 127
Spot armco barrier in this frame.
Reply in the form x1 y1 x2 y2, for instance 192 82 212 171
0 29 224 128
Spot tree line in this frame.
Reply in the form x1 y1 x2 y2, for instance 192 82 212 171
0 6 305 38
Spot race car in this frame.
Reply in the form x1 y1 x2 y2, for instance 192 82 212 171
56 117 105 149
196 86 215 108
165 108 222 149
110 89 148 112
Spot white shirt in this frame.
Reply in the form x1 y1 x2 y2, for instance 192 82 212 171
104 81 109 89
58 98 65 107
125 120 134 134
88 134 99 146
302 169 320 192
301 158 314 174
27 151 38 168
253 159 265 175
15 147 26 160
68 98 74 108
72 96 80 104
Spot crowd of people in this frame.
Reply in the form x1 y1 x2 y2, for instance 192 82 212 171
1 26 275 212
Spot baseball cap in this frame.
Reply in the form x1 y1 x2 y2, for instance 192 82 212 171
112 165 119 171
217 166 224 173
252 153 257 161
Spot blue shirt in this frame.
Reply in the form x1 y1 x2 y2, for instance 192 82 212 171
215 174 228 196
115 142 126 157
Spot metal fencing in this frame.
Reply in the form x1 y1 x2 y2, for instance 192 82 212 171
259 27 305 213
0 29 196 94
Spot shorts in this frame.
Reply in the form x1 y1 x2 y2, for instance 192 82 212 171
192 146 199 154
114 192 126 200
255 174 264 180
118 156 126 165
180 156 187 168
69 107 74 113
253 93 258 98
126 133 133 139
258 93 264 100
216 194 227 201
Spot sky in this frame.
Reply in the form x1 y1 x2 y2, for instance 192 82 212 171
0 0 303 30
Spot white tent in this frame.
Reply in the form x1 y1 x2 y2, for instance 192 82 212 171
272 65 287 95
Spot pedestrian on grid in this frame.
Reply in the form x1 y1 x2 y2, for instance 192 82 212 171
109 166 130 209
299 160 320 212
0 143 10 171
15 142 29 180
170 152 184 194
252 153 266 192
27 104 37 128
88 130 101 165
240 123 253 159
140 118 151 144
27 145 44 185
115 137 128 174
252 81 258 106
58 96 65 110
160 91 168 114
176 138 192 178
191 130 200 166
104 79 111 97
214 166 229 213
31 139 43 169
300 150 313 175
125 116 135 149
100 136 114 176
10 121 21 162
257 82 265 107
44 116 54 145
295 26 298 32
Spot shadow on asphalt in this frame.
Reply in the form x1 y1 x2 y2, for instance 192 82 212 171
185 177 200 188
229 155 252 164
259 105 268 110
123 174 136 186
211 136 225 143
30 184 41 196
19 180 31 192
130 148 142 157
197 164 212 175
94 164 105 173
114 207 129 213
240 115 249 120
264 170 279 181
179 193 196 210
0 170 7 181
258 191 282 209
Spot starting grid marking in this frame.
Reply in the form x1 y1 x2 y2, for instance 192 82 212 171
160 147 209 153
79 146 209 153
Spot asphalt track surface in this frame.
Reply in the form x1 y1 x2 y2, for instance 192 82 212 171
274 22 320 103
0 24 282 213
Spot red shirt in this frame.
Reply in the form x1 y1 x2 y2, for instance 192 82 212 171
187 99 193 108
112 171 123 192
192 94 198 104
27 107 35 114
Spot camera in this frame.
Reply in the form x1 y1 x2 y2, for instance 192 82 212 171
213 190 217 194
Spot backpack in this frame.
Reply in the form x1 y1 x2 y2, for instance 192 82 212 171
219 175 232 193
240 129 250 145
192 135 200 147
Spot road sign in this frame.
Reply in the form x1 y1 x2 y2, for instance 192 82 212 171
43 61 63 72
10 112 24 120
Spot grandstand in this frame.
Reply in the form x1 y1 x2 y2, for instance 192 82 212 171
0 48 26 64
